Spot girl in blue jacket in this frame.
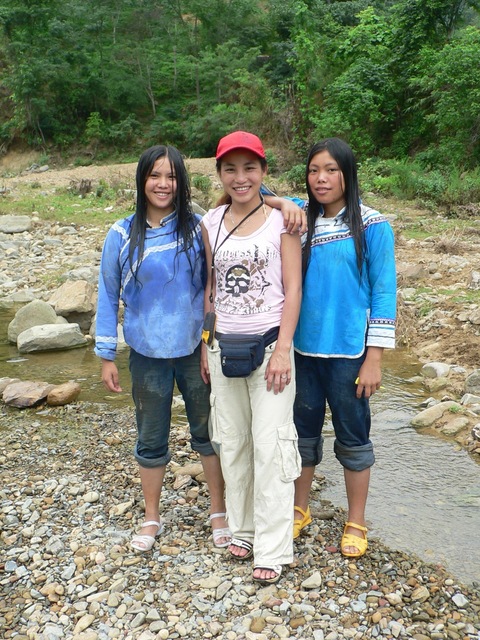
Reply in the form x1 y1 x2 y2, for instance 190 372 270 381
95 145 230 552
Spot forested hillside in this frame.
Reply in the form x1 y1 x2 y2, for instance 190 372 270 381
0 0 479 173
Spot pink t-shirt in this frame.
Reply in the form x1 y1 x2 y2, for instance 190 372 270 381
203 205 287 334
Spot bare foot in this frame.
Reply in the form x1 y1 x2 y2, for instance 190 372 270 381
228 543 249 558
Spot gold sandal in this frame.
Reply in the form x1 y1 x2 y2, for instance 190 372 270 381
293 505 312 539
341 521 368 558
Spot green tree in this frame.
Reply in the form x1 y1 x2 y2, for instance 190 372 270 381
411 26 480 167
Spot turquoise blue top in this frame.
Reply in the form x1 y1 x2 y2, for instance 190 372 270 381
294 203 396 357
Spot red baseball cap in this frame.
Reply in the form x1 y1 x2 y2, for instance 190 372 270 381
215 131 266 161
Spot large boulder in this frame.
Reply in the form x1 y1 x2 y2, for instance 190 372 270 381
3 380 55 408
17 323 88 353
410 401 461 428
48 280 96 316
7 299 66 343
0 215 32 234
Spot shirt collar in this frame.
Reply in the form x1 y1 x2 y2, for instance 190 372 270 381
146 210 177 228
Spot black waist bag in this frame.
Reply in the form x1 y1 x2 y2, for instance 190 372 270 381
218 327 279 378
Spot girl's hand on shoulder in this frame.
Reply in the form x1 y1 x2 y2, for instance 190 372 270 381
101 359 122 393
279 200 307 234
200 342 210 384
265 346 292 394
263 195 307 234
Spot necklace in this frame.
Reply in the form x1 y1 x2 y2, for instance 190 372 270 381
229 204 269 233
146 218 166 229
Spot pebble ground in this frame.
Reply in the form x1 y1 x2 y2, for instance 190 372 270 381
1 402 479 640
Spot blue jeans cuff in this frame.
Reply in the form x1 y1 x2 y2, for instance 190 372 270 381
134 445 172 468
334 439 374 471
297 436 324 467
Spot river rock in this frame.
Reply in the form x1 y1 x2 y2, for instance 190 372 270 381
468 308 480 325
0 377 20 393
467 270 480 290
410 401 461 428
7 299 65 343
0 289 36 305
465 369 480 394
0 215 32 233
440 416 470 436
17 323 88 352
301 571 322 589
48 279 96 316
63 309 97 332
461 393 480 405
421 362 451 378
423 377 449 392
471 424 480 441
2 380 55 407
47 381 82 406
65 266 100 284
400 264 428 280
173 463 203 477
250 617 267 633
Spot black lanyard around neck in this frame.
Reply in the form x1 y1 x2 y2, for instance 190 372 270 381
208 197 264 305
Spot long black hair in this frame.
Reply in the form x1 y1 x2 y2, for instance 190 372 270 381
127 145 197 280
303 137 364 276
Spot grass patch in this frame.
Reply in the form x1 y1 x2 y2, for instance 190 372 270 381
451 290 480 304
0 182 133 226
397 215 476 241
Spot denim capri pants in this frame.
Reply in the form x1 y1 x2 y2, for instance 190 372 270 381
129 343 215 468
293 351 374 472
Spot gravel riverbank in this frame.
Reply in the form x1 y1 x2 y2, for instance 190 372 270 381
1 162 480 639
1 402 479 640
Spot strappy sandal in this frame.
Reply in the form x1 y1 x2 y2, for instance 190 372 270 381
341 521 368 558
293 505 312 539
131 520 163 552
228 537 253 560
253 564 282 584
210 512 232 548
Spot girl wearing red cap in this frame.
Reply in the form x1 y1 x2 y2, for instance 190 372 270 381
201 131 302 584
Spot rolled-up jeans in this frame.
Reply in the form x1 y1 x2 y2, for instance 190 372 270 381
129 344 215 468
294 351 374 472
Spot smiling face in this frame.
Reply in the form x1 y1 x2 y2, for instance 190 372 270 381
144 155 177 221
218 150 266 210
307 150 346 217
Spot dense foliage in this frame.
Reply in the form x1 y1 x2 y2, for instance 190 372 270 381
0 0 479 171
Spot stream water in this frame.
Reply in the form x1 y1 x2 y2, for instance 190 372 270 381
0 308 479 585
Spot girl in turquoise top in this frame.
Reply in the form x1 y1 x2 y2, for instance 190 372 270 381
293 138 396 557
266 138 396 557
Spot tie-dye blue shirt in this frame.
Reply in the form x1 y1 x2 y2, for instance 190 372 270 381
95 212 205 360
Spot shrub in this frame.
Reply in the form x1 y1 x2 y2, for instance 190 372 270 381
264 149 278 174
283 163 306 190
191 174 212 193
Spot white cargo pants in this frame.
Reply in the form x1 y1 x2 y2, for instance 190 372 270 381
207 339 301 566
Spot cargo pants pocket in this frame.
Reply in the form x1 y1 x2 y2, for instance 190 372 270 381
276 423 302 482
